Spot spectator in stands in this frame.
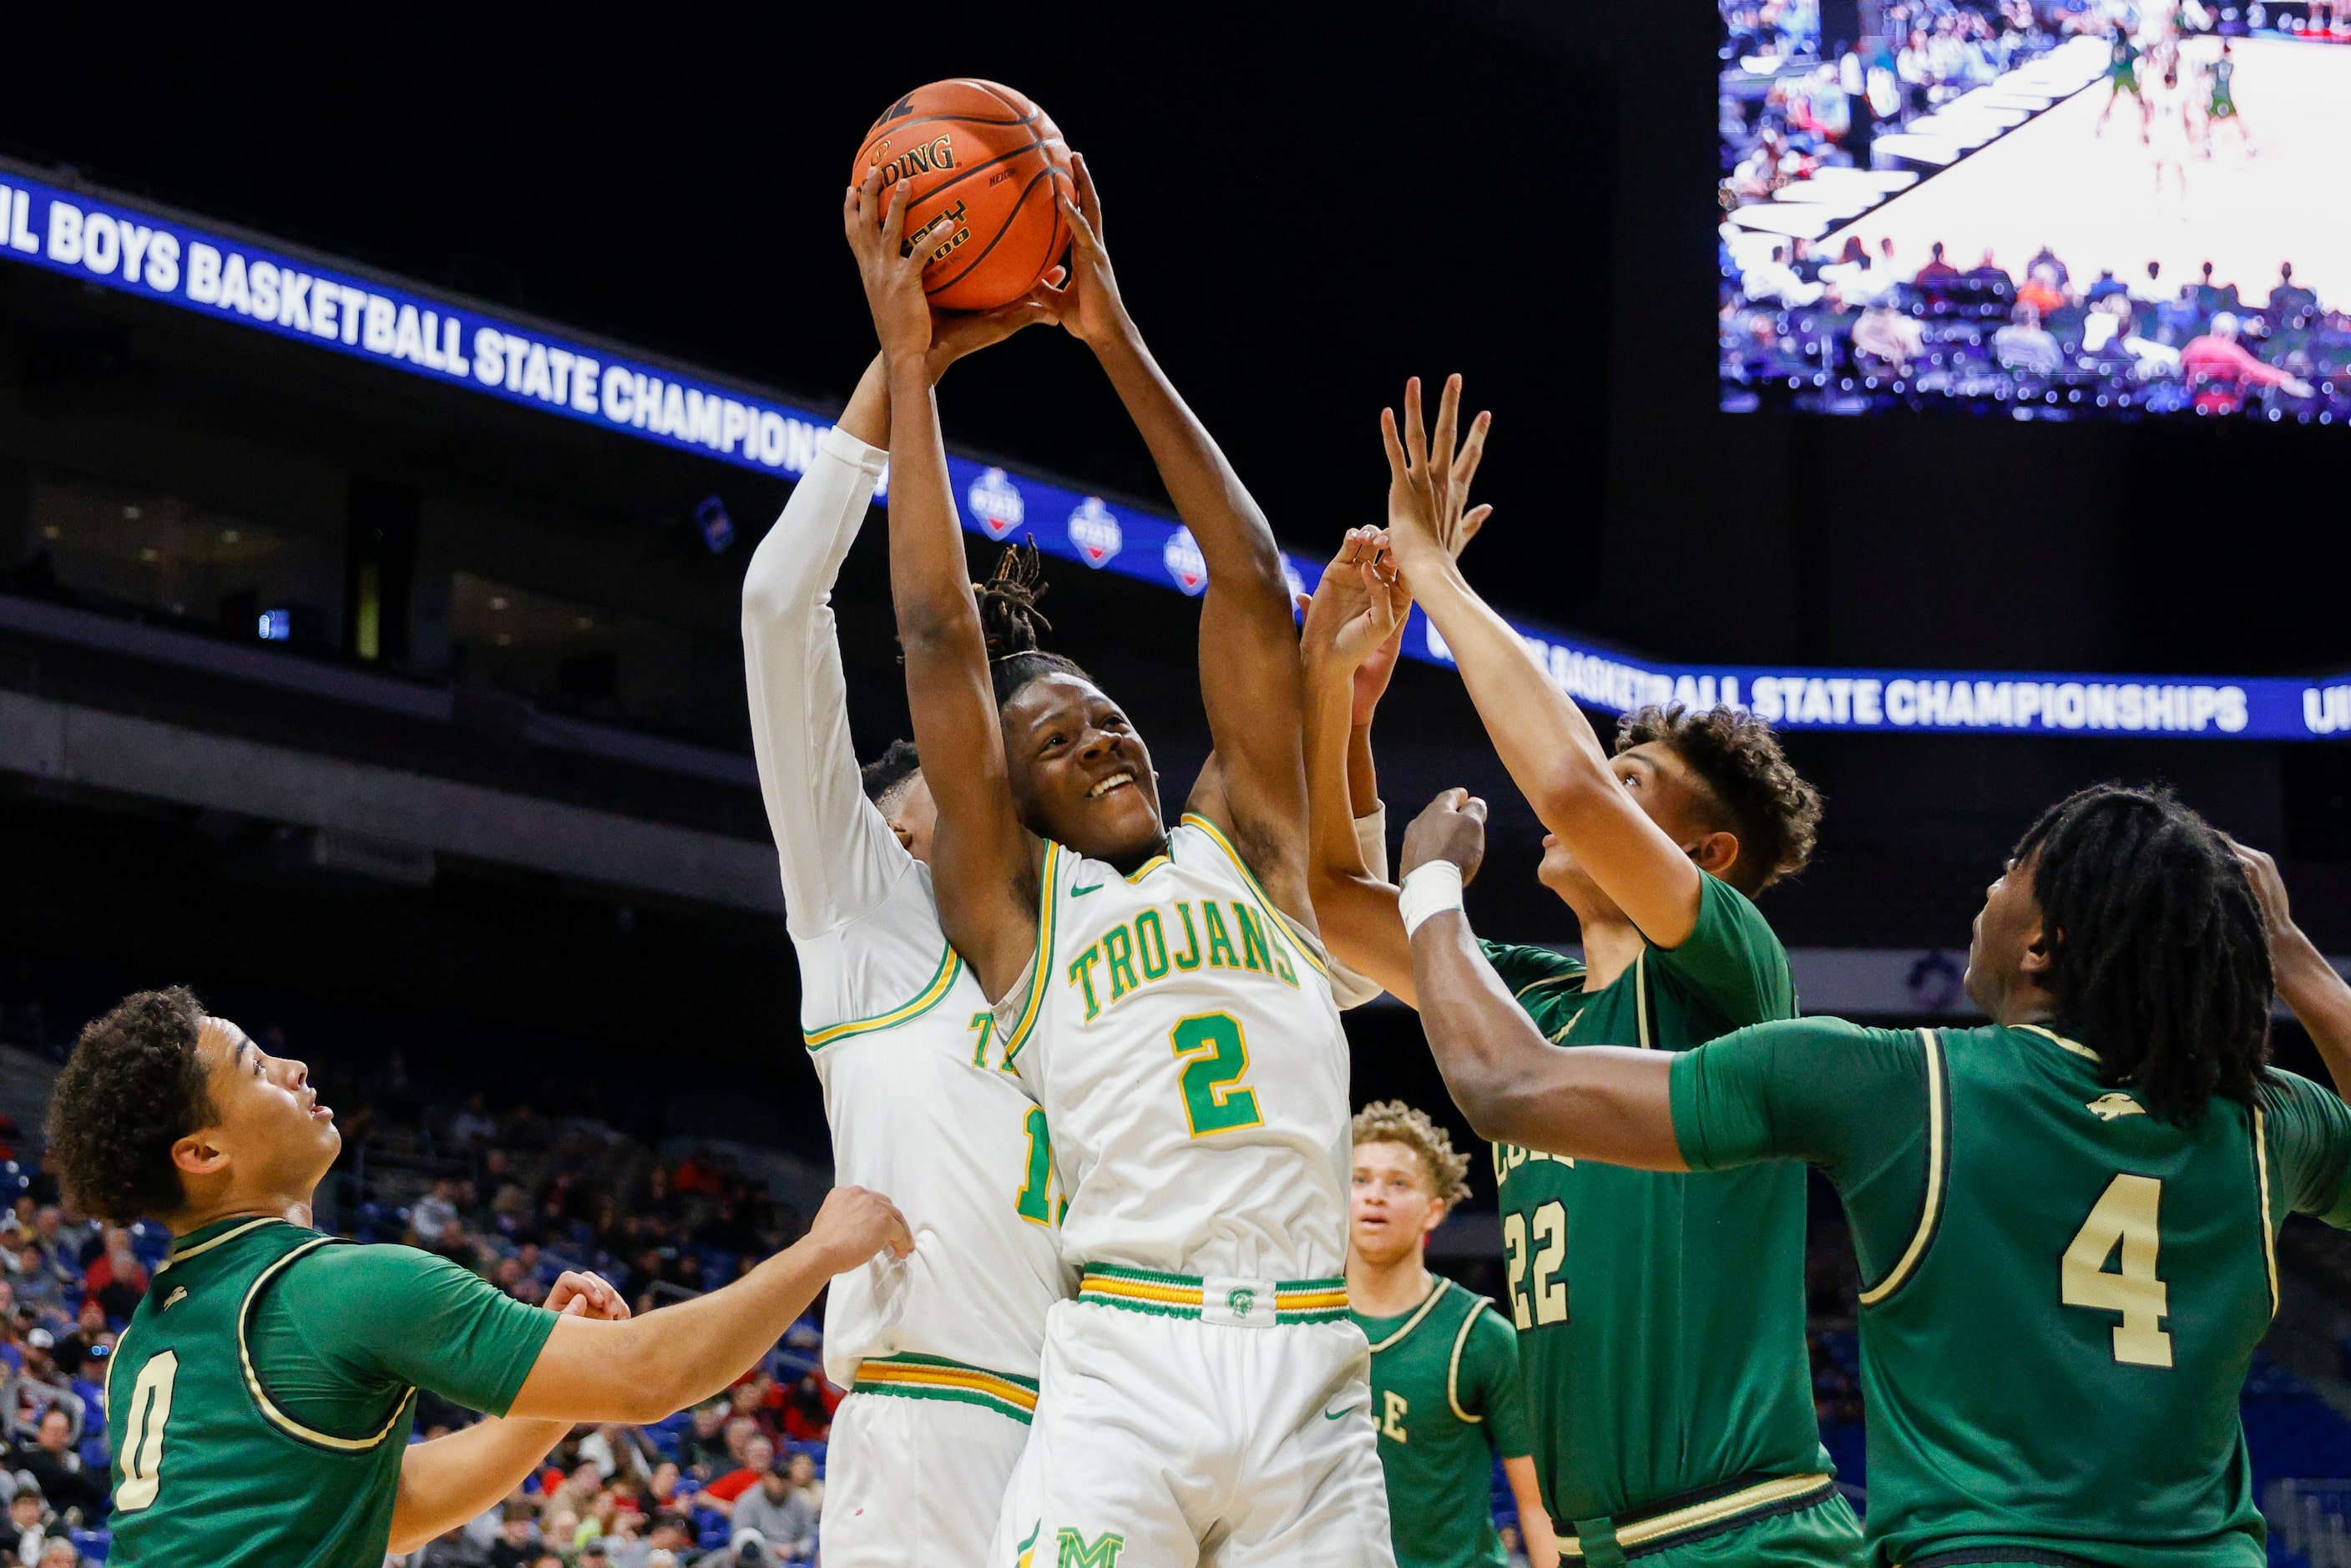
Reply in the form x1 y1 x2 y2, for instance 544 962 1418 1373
485 1504 541 1568
1501 1522 1533 1568
2015 262 2065 318
448 1090 499 1148
411 1178 462 1245
1993 303 2064 375
78 1227 144 1321
2129 259 2168 305
1852 299 1926 372
2026 244 2070 292
0 1283 18 1375
1913 240 1959 284
778 1367 839 1443
704 1432 776 1511
728 1461 817 1562
2183 313 2315 397
2268 261 2318 323
1964 248 2014 291
1744 244 1826 307
9 1409 102 1518
2193 260 2241 317
611 1516 695 1568
678 1399 734 1476
2083 267 2128 306
6 1488 51 1568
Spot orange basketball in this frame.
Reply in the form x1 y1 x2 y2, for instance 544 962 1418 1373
851 79 1073 312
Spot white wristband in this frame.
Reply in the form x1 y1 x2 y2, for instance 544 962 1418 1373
1398 862 1465 938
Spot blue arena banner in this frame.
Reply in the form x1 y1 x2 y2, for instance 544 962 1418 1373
5 161 2343 743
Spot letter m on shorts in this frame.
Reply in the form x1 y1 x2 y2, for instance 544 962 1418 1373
1057 1529 1127 1568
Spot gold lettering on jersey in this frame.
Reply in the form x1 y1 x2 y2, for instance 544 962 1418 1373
2086 1092 2147 1121
1065 901 1304 1022
1491 1141 1572 1179
1381 1389 1409 1441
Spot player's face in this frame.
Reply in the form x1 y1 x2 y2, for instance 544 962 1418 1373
1001 672 1165 868
1350 1141 1443 1269
1537 742 1720 909
887 773 940 864
1964 849 2048 1018
195 1015 341 1196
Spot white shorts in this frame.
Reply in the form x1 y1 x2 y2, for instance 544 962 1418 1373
824 1386 1032 1568
990 1296 1395 1568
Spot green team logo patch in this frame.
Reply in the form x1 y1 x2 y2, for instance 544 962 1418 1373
1227 1286 1256 1318
2086 1092 2147 1121
1057 1529 1127 1567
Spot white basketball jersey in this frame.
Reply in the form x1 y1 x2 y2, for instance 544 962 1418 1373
799 852 1073 1388
993 815 1351 1281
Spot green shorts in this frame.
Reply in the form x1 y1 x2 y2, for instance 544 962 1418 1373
1569 1491 1864 1568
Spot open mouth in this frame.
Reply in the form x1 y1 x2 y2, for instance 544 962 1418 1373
1087 771 1135 801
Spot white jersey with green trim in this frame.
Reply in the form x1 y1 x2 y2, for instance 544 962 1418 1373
995 815 1351 1282
744 422 1069 1393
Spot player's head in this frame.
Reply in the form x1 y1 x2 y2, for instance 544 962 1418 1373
1964 783 2272 1122
978 542 1165 868
861 739 937 862
1349 1100 1473 1270
1538 704 1822 908
47 987 340 1231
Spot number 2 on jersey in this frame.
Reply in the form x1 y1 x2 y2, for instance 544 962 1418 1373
1502 1201 1569 1329
1170 1013 1264 1137
115 1350 179 1512
2061 1173 2172 1368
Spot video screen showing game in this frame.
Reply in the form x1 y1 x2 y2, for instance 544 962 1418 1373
1718 0 2350 421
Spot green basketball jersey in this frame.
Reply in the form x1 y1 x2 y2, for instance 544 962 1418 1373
1480 874 1843 1550
105 1216 557 1568
1674 1019 2351 1568
1352 1276 1531 1568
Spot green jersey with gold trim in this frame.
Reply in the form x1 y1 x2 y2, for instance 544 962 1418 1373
1675 1019 2351 1567
104 1216 556 1568
1479 873 1842 1540
1352 1277 1530 1568
997 816 1350 1279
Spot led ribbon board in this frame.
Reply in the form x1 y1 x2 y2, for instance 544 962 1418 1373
5 162 2342 741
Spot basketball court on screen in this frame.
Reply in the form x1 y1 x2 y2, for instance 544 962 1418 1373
1823 38 2351 306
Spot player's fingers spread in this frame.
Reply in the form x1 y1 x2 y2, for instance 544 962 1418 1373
1379 408 1409 478
1403 378 1428 471
1454 410 1493 487
1432 374 1462 471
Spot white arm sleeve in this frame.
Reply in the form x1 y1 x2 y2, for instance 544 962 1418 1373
1326 803 1393 1009
742 424 910 940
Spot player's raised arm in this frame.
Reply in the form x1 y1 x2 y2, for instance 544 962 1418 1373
842 169 1042 1002
1382 377 1711 951
2235 840 2351 1095
1041 153 1314 922
1398 789 1685 1167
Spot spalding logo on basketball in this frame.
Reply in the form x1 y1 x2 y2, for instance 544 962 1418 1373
852 79 1074 312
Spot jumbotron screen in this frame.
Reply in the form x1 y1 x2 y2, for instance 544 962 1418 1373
1718 1 2349 421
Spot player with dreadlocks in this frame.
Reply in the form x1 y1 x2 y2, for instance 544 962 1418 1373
847 151 1393 1567
1393 778 2351 1568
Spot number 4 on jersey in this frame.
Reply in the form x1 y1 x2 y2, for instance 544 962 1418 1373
2061 1173 2172 1368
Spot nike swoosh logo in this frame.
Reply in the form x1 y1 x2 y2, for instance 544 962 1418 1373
1070 883 1104 897
1323 1404 1359 1420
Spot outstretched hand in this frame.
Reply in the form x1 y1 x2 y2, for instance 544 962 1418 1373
1379 374 1493 574
1401 788 1489 884
843 169 934 362
1033 152 1131 350
1302 527 1408 681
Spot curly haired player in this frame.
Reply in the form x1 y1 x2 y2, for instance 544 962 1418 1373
49 988 908 1568
1348 1101 1555 1568
1300 376 1857 1568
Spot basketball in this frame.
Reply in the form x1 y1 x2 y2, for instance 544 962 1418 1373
850 79 1073 312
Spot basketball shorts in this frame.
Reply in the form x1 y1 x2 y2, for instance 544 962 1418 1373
991 1271 1396 1568
824 1368 1034 1568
